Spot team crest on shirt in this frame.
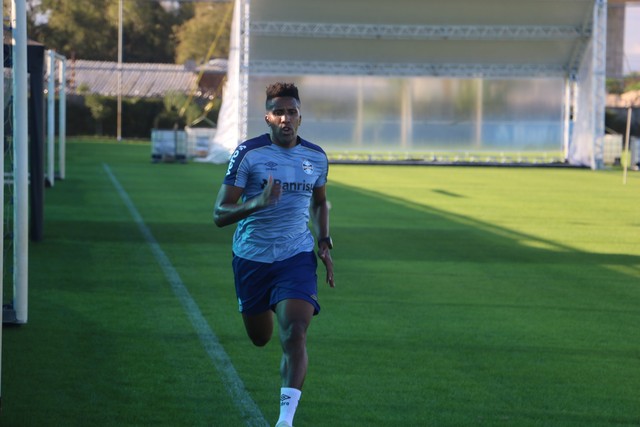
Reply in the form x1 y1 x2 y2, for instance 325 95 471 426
302 159 314 175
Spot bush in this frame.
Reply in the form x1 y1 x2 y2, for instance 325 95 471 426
63 95 219 139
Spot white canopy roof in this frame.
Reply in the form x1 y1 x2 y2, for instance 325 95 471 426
247 0 597 78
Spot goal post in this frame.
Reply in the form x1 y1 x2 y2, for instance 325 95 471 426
1 0 31 410
10 0 29 325
46 49 67 187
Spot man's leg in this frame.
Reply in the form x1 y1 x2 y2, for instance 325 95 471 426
275 299 314 426
276 299 314 388
242 310 274 347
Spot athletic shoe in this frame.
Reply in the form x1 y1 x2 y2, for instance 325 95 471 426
275 421 292 427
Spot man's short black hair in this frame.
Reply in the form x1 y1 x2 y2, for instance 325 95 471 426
265 82 300 107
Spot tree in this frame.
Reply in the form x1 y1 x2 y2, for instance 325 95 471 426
115 0 193 63
3 1 40 35
26 0 192 62
29 0 117 60
173 2 232 64
5 0 231 65
624 72 640 92
154 91 204 129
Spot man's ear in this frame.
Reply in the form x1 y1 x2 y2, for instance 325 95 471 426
265 115 269 124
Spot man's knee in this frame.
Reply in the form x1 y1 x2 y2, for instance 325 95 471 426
276 299 314 348
248 331 271 347
243 312 273 347
280 319 308 347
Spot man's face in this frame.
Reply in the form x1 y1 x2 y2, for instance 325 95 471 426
265 96 302 147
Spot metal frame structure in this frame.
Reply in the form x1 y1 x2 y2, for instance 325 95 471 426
223 0 608 168
239 0 251 144
248 60 568 78
250 22 587 42
591 0 608 169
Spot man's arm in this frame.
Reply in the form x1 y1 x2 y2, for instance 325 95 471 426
311 186 335 287
213 177 280 227
311 185 330 239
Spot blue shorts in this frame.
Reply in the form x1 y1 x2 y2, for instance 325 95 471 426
232 251 320 316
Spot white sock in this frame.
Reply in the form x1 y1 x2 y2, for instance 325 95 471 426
277 387 301 426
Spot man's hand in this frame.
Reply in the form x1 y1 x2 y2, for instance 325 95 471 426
255 175 281 208
317 246 335 288
214 176 282 228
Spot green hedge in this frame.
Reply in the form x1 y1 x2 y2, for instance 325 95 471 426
64 96 218 139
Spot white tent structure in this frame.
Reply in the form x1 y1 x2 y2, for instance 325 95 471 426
210 0 608 168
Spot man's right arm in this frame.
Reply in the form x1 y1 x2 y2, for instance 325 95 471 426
213 177 279 227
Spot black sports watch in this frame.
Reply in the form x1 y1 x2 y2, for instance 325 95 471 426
318 236 333 250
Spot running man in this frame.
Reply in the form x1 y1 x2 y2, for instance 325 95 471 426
214 82 335 427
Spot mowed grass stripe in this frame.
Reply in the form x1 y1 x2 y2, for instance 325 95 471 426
2 142 252 426
102 163 268 427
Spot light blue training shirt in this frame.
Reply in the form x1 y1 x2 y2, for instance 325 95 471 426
223 133 329 263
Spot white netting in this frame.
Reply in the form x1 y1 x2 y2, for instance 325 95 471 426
244 75 564 155
569 38 595 168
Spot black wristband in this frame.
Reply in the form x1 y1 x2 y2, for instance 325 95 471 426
318 236 333 249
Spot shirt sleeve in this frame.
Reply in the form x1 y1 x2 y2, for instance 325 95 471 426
223 144 250 188
315 156 329 187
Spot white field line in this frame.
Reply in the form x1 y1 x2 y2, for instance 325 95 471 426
103 163 268 427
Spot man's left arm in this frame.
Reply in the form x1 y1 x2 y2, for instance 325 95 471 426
312 186 334 287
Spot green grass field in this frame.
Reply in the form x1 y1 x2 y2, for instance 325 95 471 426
2 140 639 426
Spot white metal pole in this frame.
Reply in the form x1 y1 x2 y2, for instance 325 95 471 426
401 79 413 150
591 0 607 170
475 78 483 149
13 0 29 324
623 106 632 185
47 50 55 187
58 55 66 180
117 0 123 142
355 77 363 147
239 0 250 142
562 77 571 161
